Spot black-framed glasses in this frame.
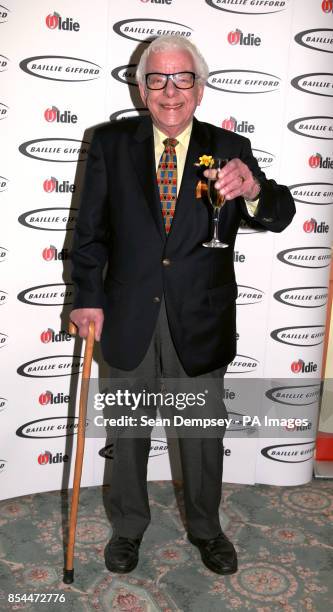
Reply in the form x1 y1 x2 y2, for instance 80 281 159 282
145 71 196 90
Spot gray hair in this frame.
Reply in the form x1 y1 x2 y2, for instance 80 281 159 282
136 35 209 86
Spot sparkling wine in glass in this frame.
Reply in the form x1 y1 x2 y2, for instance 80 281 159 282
203 157 228 249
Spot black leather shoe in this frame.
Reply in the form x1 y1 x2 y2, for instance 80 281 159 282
104 535 142 573
188 532 238 575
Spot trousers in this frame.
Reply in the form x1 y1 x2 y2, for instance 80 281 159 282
106 296 228 539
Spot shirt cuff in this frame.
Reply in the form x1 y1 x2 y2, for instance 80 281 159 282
244 197 260 217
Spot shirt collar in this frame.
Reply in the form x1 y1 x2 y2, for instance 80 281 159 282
153 121 193 149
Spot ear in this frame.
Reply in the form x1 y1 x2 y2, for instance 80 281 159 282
197 84 205 106
138 81 147 106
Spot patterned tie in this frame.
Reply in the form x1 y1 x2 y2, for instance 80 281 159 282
157 137 178 234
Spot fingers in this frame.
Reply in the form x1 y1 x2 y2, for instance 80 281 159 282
69 308 104 342
212 159 257 200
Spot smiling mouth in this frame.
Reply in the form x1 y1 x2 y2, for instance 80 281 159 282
161 103 183 110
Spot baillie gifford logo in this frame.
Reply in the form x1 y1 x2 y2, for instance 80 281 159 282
40 329 72 344
205 0 289 14
43 177 75 193
290 359 317 374
322 0 333 13
45 12 80 32
303 218 329 234
227 29 261 46
42 245 69 261
222 116 255 133
44 106 77 124
308 153 333 169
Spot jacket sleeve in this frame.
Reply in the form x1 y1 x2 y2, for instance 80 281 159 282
71 130 110 309
238 136 296 233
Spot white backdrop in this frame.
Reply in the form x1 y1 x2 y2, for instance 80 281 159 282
1 0 333 500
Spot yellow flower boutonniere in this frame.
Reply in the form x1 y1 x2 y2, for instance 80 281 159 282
194 154 215 168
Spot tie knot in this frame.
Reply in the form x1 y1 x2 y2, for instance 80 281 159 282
163 138 178 150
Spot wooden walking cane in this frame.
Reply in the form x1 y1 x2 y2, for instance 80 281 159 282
63 320 95 584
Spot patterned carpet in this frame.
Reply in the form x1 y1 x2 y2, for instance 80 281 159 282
0 479 332 611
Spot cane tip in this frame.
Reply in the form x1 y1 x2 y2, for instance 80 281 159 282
63 568 74 584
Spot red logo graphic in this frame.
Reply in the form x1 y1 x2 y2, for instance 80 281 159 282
39 391 52 405
40 329 54 343
42 245 56 261
43 177 57 193
291 359 304 373
227 29 241 45
222 116 236 131
45 12 60 29
44 106 58 122
303 218 316 233
38 451 51 465
322 0 333 12
308 153 322 168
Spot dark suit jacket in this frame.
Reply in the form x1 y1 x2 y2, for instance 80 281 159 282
71 116 295 376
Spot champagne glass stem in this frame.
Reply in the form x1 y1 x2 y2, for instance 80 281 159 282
213 206 220 242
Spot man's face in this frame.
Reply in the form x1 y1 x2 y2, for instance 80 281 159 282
138 49 204 137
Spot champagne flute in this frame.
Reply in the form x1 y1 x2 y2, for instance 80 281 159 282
203 157 228 248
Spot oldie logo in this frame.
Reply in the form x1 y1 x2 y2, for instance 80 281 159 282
271 325 325 347
37 451 68 465
227 29 261 46
111 64 138 86
17 355 83 378
0 102 8 119
0 290 7 305
0 5 9 24
45 12 80 32
253 149 275 169
0 54 9 71
291 72 333 97
266 384 321 406
290 359 317 374
205 0 289 14
289 182 333 205
42 245 69 261
295 29 333 53
16 417 80 439
113 19 193 43
18 208 78 231
43 177 75 193
0 175 8 191
0 246 8 261
227 354 259 374
110 108 150 121
39 391 70 405
44 106 77 124
236 285 264 305
288 116 333 140
19 56 102 82
19 138 89 162
0 332 7 348
277 247 331 268
17 283 74 306
274 286 328 308
308 152 333 169
0 397 7 413
222 116 255 133
40 329 72 344
261 441 315 463
207 70 280 94
303 218 329 234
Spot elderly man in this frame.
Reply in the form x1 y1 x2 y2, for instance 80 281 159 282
70 35 295 575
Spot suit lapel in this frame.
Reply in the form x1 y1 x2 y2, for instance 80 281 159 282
167 117 211 240
129 116 166 242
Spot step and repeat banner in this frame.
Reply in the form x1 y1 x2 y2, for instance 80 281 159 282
1 0 333 500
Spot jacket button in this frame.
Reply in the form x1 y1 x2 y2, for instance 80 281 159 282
153 296 160 303
162 258 171 266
